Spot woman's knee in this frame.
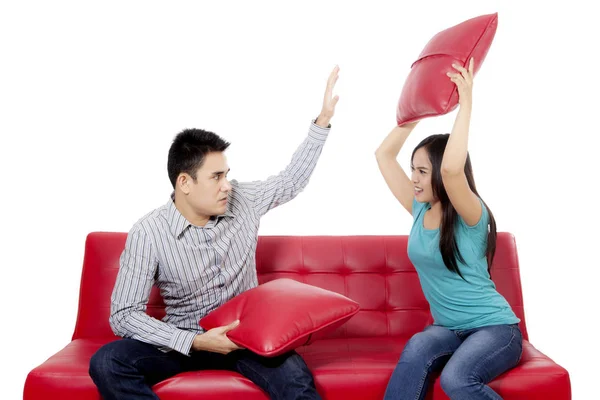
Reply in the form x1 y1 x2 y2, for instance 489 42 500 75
399 332 430 364
405 329 438 353
439 364 469 394
401 327 455 363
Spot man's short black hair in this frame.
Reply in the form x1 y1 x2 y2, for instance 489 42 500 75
167 128 230 188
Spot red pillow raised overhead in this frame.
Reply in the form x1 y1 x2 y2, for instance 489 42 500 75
396 13 498 126
199 278 360 357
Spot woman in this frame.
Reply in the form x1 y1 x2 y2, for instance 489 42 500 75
375 59 522 399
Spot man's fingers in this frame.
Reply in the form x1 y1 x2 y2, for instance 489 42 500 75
220 320 240 333
325 65 339 96
329 65 340 82
321 65 339 115
330 95 340 108
329 74 339 88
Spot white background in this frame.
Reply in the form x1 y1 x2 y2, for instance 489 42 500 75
1 1 598 398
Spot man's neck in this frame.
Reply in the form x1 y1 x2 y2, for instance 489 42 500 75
174 196 210 227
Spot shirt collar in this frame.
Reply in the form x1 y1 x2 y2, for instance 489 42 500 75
167 192 235 238
167 195 190 238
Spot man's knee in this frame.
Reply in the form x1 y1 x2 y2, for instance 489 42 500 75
89 340 134 381
278 352 319 399
236 350 318 399
282 352 313 379
90 343 111 382
250 351 314 382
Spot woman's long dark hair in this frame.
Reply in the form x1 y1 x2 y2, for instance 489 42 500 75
412 134 497 279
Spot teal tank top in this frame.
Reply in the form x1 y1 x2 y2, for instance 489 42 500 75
407 197 520 330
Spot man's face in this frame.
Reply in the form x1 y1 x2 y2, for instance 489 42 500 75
181 151 232 218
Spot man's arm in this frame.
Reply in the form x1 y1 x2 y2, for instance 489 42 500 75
109 227 197 355
240 66 340 217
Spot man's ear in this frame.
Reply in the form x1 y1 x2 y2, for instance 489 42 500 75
177 173 192 195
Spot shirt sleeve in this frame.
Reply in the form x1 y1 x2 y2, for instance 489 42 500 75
457 197 490 251
109 226 197 355
235 120 331 217
457 197 489 231
412 197 428 220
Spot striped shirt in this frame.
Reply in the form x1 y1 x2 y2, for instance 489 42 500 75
110 121 330 355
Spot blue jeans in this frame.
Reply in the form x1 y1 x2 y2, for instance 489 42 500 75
384 324 523 400
89 339 321 400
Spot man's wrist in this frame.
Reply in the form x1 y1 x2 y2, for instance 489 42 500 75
191 333 206 352
314 114 331 128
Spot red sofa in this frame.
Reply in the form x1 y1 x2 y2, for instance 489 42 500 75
24 232 571 399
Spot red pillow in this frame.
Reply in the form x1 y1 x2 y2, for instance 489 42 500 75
396 13 498 126
199 278 360 357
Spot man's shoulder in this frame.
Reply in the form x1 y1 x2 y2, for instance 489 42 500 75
128 202 171 237
228 179 254 209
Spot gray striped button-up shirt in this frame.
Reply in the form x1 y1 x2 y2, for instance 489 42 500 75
110 121 330 355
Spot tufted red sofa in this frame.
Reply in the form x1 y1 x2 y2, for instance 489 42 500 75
24 232 571 399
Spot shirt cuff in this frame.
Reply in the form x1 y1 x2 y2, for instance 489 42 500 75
308 120 330 144
169 328 198 355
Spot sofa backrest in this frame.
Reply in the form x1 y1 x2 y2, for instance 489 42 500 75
72 232 528 341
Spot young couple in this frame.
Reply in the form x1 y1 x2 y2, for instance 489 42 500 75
89 60 522 400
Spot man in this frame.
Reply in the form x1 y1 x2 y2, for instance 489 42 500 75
89 66 340 400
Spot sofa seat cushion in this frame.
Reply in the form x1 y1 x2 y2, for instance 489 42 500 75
24 338 117 400
299 337 405 399
299 337 571 400
24 338 269 400
154 371 268 400
24 337 570 400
